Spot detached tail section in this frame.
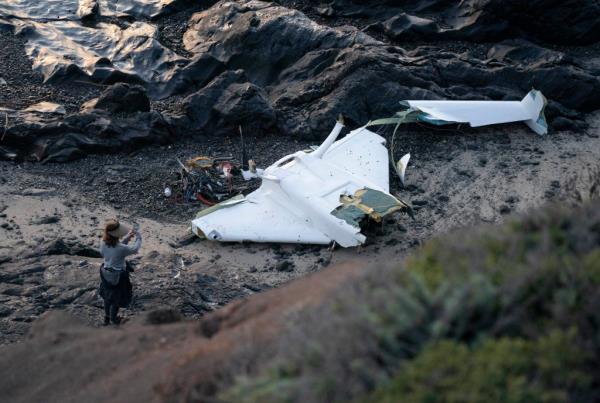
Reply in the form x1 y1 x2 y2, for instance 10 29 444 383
394 89 549 135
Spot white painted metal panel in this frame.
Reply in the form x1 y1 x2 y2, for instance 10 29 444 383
406 90 547 135
191 180 331 244
406 100 527 127
322 127 390 191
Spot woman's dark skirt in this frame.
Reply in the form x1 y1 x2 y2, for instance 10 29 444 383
98 267 132 308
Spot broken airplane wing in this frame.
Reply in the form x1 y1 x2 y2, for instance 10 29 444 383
191 122 411 247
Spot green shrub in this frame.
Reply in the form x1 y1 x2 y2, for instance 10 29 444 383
217 202 600 403
367 329 590 403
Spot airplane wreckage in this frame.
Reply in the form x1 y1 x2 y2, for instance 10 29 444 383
190 90 547 247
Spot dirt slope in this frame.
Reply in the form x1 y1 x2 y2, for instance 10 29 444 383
0 261 365 403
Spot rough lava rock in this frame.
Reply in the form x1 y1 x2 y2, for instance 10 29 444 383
379 13 439 41
182 0 376 86
0 0 598 160
171 70 277 135
0 85 173 162
81 83 151 114
319 0 600 45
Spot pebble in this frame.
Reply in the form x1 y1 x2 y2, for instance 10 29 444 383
317 257 331 266
0 306 13 317
21 188 57 196
520 160 540 166
499 205 511 214
455 168 473 177
32 215 60 225
275 261 294 272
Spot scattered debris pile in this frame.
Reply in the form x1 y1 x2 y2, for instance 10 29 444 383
168 154 259 206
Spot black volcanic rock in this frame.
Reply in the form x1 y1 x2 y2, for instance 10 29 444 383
182 1 376 86
0 0 598 160
179 70 277 135
379 13 439 41
82 83 151 114
319 0 600 45
38 239 101 258
0 105 173 162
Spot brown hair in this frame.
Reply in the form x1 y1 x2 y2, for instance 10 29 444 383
103 220 119 247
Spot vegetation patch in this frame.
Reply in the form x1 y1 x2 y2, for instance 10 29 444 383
218 202 600 402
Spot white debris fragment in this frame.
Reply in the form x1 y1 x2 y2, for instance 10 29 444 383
397 153 411 186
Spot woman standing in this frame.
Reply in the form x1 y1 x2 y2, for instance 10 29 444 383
99 219 142 325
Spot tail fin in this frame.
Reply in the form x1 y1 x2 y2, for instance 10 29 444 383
521 90 548 135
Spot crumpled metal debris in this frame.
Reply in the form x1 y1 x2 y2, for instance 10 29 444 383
331 187 413 227
176 156 234 205
167 155 258 206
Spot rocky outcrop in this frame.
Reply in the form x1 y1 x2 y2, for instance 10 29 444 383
182 1 376 85
0 83 172 162
0 0 598 160
81 83 151 115
318 0 600 45
174 70 277 135
0 98 172 162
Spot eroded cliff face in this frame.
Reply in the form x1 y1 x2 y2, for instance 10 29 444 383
1 0 598 161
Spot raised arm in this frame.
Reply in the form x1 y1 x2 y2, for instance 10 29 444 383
122 229 136 245
123 233 142 255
